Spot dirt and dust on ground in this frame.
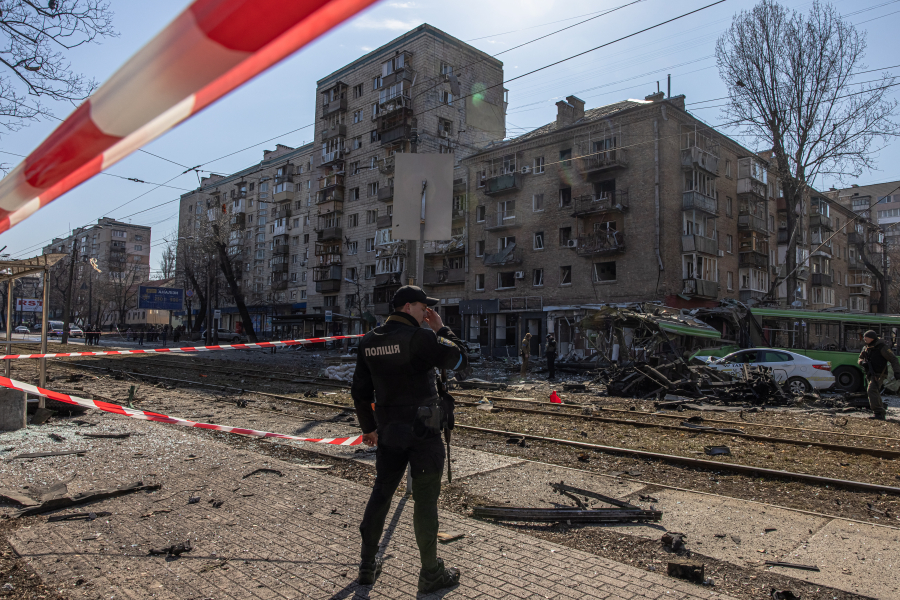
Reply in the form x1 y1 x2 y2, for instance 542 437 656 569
1 339 898 599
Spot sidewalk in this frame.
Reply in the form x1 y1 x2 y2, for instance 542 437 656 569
2 413 735 600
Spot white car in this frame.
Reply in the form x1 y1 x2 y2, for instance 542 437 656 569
14 326 30 334
695 348 834 394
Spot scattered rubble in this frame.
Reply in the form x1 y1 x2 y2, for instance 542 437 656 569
13 481 160 518
149 540 193 556
667 560 705 583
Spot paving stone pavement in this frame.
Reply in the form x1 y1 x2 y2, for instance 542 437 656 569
5 418 737 600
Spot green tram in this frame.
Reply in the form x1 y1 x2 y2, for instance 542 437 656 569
695 308 900 393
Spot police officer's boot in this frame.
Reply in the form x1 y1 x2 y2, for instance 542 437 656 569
417 558 460 593
357 556 383 585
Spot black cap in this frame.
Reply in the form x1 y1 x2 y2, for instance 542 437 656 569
392 285 439 308
864 330 878 340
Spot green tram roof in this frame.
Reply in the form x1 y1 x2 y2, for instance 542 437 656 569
750 308 900 326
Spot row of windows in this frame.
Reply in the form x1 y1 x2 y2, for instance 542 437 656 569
472 263 617 291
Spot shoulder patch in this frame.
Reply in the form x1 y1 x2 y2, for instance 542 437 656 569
437 336 456 348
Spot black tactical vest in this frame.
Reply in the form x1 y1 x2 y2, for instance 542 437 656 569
360 320 439 418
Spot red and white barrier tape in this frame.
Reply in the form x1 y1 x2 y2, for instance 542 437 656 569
0 334 364 360
0 0 377 233
0 376 362 446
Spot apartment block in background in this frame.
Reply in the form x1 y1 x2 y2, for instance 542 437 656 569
176 143 316 336
458 91 883 358
307 23 506 337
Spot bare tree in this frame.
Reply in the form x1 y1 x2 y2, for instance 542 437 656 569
716 0 897 307
102 260 145 328
0 1 116 150
194 201 258 342
158 235 176 279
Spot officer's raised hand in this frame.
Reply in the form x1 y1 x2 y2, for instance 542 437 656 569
424 307 444 333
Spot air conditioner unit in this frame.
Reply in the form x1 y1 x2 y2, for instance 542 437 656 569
515 271 525 279
718 250 725 257
521 165 531 174
566 239 578 248
440 130 450 138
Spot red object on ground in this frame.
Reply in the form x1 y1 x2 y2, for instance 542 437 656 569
550 391 562 404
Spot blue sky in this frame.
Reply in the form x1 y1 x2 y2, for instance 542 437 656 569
1 0 897 272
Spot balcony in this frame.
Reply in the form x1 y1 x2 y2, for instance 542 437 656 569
738 214 766 233
737 177 766 199
739 290 767 303
270 261 288 273
322 97 347 119
577 231 625 256
226 245 243 257
580 149 627 174
423 268 465 286
483 246 523 267
314 267 342 293
272 280 288 291
484 210 519 231
382 66 414 88
275 206 291 220
273 183 294 203
317 189 344 208
375 272 403 286
777 229 789 244
484 172 523 196
848 232 865 245
316 226 342 241
319 173 344 190
272 245 289 256
682 191 718 215
321 123 346 142
850 280 872 296
810 273 833 287
376 214 392 229
230 213 245 230
739 251 768 269
374 302 392 315
809 213 833 231
681 234 718 256
381 124 411 145
682 278 718 299
378 92 412 114
377 186 394 202
571 191 628 217
681 146 718 175
319 150 344 168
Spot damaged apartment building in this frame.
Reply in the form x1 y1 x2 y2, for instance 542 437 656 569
175 24 506 337
459 92 885 358
176 143 317 336
304 24 506 337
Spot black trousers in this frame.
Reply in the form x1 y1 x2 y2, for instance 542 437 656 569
359 434 444 570
547 353 556 379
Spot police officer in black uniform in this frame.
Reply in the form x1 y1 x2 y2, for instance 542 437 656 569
352 285 467 593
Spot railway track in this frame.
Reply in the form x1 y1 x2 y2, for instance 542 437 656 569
63 353 352 389
452 392 900 443
39 357 900 496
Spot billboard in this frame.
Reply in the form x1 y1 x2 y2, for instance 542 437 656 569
138 286 184 311
15 298 42 312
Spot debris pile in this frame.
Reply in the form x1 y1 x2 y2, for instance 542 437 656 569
472 481 662 524
596 360 791 405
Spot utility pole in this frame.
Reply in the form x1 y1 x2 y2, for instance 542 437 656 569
61 233 80 344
